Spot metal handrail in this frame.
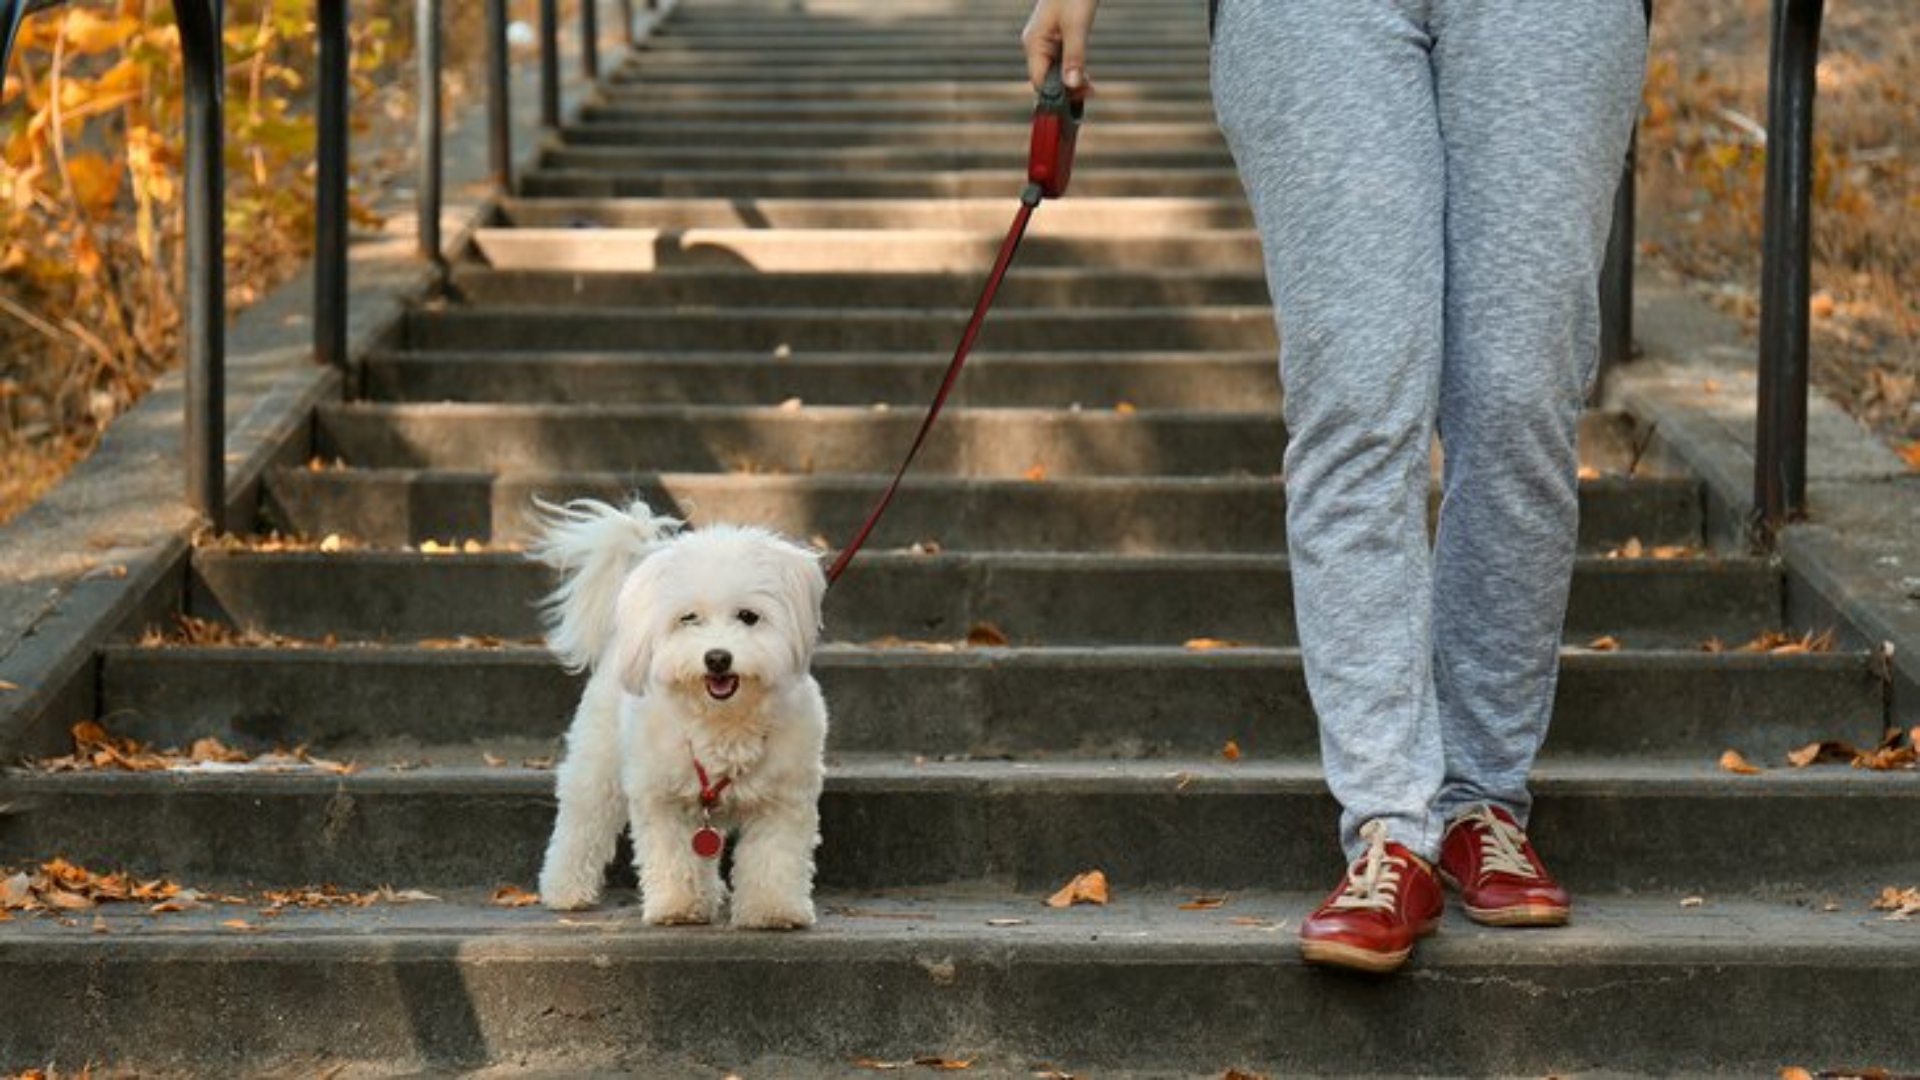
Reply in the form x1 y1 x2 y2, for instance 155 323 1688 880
1755 0 1824 532
1 0 228 528
3 0 1827 543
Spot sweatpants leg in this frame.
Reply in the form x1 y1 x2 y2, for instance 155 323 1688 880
1427 1 1647 827
1211 0 1449 862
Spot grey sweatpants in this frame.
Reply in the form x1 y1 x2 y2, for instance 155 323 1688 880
1210 0 1647 861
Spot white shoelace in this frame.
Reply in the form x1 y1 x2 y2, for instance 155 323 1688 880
1326 819 1406 913
1466 805 1542 879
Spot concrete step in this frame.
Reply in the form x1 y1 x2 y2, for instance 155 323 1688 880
98 645 1881 762
4 758 1913 893
592 79 1213 104
604 63 1206 85
495 195 1253 230
405 305 1275 352
401 306 1276 353
577 99 1217 124
469 227 1266 272
445 266 1270 310
10 890 1905 1076
540 142 1233 173
262 470 1702 553
314 402 1286 475
556 120 1225 153
517 167 1245 199
360 349 1283 407
185 548 1785 648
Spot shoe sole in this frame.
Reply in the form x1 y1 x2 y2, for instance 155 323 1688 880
1298 916 1440 974
1439 869 1571 927
1463 902 1570 928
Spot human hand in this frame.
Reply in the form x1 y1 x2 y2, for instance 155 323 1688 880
1020 0 1099 98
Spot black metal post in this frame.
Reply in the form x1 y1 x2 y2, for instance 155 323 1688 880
1598 133 1637 377
539 0 559 128
175 0 225 528
582 0 599 80
315 0 348 370
1754 0 1823 531
486 0 510 191
417 0 443 264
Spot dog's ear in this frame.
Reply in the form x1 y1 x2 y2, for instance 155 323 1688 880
611 552 667 696
771 538 829 668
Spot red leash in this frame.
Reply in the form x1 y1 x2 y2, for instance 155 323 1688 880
826 67 1083 586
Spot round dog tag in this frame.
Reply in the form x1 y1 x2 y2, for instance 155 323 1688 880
691 826 724 859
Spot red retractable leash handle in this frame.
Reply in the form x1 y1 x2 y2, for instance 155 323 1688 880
824 65 1084 586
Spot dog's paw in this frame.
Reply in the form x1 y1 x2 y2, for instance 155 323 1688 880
730 896 815 931
642 893 721 926
537 871 602 912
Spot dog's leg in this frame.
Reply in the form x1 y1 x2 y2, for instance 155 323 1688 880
538 676 626 910
633 794 727 925
727 798 819 930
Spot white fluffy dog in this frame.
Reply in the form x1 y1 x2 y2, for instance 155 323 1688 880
528 497 829 929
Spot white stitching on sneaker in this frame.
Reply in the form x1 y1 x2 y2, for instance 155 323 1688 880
1466 805 1541 880
1327 819 1405 913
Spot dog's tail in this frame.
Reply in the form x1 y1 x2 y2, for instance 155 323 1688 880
526 497 681 672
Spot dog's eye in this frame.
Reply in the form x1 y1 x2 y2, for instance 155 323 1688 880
678 612 699 625
737 610 761 627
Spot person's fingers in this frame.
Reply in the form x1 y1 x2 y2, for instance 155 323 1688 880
1020 5 1060 91
1058 3 1094 94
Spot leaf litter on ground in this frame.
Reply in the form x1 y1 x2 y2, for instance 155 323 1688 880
31 719 356 775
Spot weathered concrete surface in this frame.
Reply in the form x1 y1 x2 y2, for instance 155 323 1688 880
1609 273 1920 720
0 890 1912 1077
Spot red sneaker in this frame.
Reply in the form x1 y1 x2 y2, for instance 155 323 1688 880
1299 821 1443 973
1438 804 1571 927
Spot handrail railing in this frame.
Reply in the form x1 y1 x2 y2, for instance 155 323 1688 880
2 0 1826 543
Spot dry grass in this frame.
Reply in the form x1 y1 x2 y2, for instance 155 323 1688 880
1639 0 1917 448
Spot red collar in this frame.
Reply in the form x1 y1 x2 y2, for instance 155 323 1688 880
690 749 732 807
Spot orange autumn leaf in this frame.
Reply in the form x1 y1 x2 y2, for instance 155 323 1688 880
1779 1069 1814 1080
492 884 539 908
965 622 1010 648
1022 464 1048 482
1587 635 1622 652
1786 740 1861 768
1896 441 1920 471
1045 869 1109 908
1114 401 1137 415
1221 739 1241 761
1718 749 1764 775
1179 894 1228 910
65 151 122 218
1184 637 1251 651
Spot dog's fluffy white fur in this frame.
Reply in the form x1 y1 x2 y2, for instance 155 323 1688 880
529 497 829 929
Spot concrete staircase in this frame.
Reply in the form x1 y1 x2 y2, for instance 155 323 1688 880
3 1 1915 1075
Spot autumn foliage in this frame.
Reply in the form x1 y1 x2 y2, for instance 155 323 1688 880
0 0 400 521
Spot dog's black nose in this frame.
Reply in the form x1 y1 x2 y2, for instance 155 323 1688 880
704 649 732 674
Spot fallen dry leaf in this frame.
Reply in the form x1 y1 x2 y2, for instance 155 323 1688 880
777 396 804 412
1046 870 1110 908
853 1058 974 1072
1871 886 1920 921
965 622 1011 648
220 918 254 931
1021 464 1047 482
1736 629 1835 655
1587 635 1623 652
1179 894 1228 911
482 753 506 768
1680 896 1707 908
1697 637 1726 653
1779 1068 1815 1080
1898 441 1920 471
1221 739 1241 762
492 884 540 908
379 887 441 904
1719 749 1765 775
1576 465 1601 480
985 918 1028 927
1184 638 1252 651
1223 1070 1269 1080
1114 401 1137 415
1228 916 1279 928
1786 740 1862 768
0 679 18 690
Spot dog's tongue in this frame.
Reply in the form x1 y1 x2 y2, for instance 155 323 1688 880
705 674 740 701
